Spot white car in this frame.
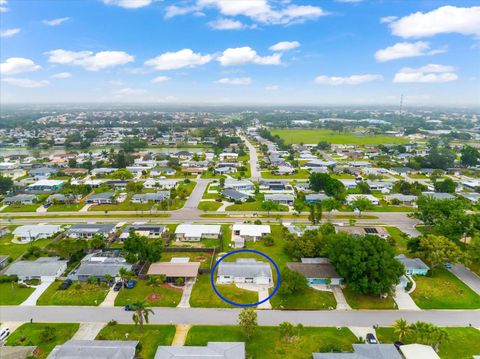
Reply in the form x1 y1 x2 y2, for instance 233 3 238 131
0 327 10 341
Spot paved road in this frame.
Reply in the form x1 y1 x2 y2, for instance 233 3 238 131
450 264 480 295
240 134 260 180
1 306 479 327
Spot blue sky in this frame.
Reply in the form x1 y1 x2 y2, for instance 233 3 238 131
1 0 479 106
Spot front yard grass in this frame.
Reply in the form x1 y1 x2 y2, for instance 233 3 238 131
2 203 42 212
189 274 257 308
411 268 480 309
47 203 83 212
376 326 480 359
385 226 409 254
114 279 181 307
198 201 222 211
186 325 357 358
161 251 213 270
261 169 310 179
96 324 175 359
37 280 110 306
270 286 336 310
5 323 79 359
343 286 397 310
225 200 288 212
0 282 35 305
0 232 54 260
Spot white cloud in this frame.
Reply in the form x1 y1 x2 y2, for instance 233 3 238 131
152 76 170 83
43 17 70 26
113 87 147 95
0 28 21 37
216 77 252 85
172 0 327 25
265 85 279 90
0 0 8 13
218 47 281 66
208 18 245 30
393 64 458 83
315 74 383 85
375 41 446 62
0 57 41 75
2 77 49 88
51 72 72 79
145 49 212 71
269 41 300 52
101 0 152 9
46 49 134 71
389 6 480 38
380 16 397 24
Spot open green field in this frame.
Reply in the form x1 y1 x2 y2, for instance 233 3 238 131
225 200 288 212
0 282 35 305
343 286 397 310
272 129 409 145
186 325 357 358
2 203 42 212
376 326 480 359
114 280 182 307
411 269 480 309
47 203 84 212
270 286 336 310
6 323 79 359
96 324 175 359
37 281 110 306
0 231 55 260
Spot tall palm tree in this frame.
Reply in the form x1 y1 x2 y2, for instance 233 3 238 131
118 267 130 290
392 318 412 342
131 300 154 331
432 328 449 352
411 321 432 344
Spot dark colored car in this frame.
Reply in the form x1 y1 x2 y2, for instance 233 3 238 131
113 282 123 292
43 202 52 208
58 279 72 290
445 262 453 269
124 304 139 311
366 333 378 344
125 280 137 289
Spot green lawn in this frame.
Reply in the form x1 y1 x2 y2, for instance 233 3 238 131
198 201 222 211
89 198 154 212
0 232 55 260
386 226 409 254
96 324 175 359
272 129 409 145
186 325 357 358
0 282 35 305
2 203 42 212
6 323 79 359
270 286 336 310
189 274 258 308
37 280 110 306
376 327 480 359
261 169 310 179
411 269 480 309
161 251 213 270
225 201 288 212
47 203 83 212
343 286 397 310
114 280 182 307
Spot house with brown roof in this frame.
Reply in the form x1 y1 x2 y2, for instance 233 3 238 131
287 258 343 286
148 258 200 283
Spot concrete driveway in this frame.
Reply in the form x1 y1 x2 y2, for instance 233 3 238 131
178 278 195 308
21 280 53 306
349 327 377 342
394 282 420 311
450 264 480 295
99 287 119 307
71 322 105 340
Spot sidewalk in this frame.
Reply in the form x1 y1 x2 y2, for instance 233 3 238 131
72 322 105 340
21 281 53 306
172 324 191 346
99 287 119 307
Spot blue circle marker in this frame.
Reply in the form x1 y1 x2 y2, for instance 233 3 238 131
210 249 281 307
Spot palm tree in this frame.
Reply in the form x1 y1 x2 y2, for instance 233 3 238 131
392 318 412 342
131 300 154 331
411 321 431 344
432 328 449 352
118 267 130 290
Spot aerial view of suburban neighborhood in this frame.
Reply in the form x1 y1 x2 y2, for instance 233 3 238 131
0 0 479 358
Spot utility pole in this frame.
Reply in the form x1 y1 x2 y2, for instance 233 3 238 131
399 94 404 115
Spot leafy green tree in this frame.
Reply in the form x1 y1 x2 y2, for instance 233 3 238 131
238 308 258 340
351 196 372 217
279 322 296 341
322 198 341 220
261 200 278 215
461 145 480 167
434 178 456 193
317 141 331 150
131 300 154 331
278 267 308 297
415 235 464 270
309 173 346 200
392 180 426 196
284 229 327 260
110 169 133 180
0 175 13 194
124 232 163 263
263 234 275 247
356 181 371 194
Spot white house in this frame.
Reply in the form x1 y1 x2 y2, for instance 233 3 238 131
217 258 273 286
224 178 254 192
5 257 67 281
175 224 222 241
346 194 379 206
13 224 62 243
232 224 271 242
144 178 177 189
219 152 239 161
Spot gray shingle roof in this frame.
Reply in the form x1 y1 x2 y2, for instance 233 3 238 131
47 340 138 359
154 342 245 359
218 259 272 279
67 224 116 235
5 257 67 277
313 344 402 359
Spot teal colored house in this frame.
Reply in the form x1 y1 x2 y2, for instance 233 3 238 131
287 258 344 286
395 254 429 276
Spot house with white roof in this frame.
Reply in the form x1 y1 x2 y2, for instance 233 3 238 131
232 224 271 243
175 224 222 241
346 194 379 206
217 258 273 286
26 179 64 192
12 224 62 243
155 342 245 359
224 178 254 192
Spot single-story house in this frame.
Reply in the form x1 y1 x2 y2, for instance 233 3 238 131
346 194 379 206
154 342 245 359
421 192 455 200
385 194 418 206
287 258 343 286
219 152 239 161
224 178 254 191
395 254 429 276
91 167 116 176
105 180 128 190
29 167 56 179
221 189 250 202
67 223 116 239
46 193 77 204
86 192 116 204
305 193 330 204
182 167 205 175
0 255 10 269
0 226 10 237
264 193 294 205
275 165 295 175
120 224 166 240
6 257 67 281
26 179 64 192
48 340 139 359
147 258 200 283
259 180 289 191
399 344 440 359
459 192 480 203
313 344 402 359
217 258 273 286
365 180 393 193
12 224 62 243
232 224 271 242
126 166 150 176
68 252 132 282
3 194 37 205
131 191 169 203
214 166 237 175
335 226 390 239
150 167 176 176
143 178 177 189
175 224 221 241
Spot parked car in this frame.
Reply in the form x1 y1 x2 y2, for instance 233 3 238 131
366 333 378 344
58 279 72 290
125 280 137 289
113 282 123 292
124 304 139 311
445 262 453 269
43 202 52 208
0 327 10 341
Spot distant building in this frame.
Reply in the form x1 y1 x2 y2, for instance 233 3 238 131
120 224 166 240
68 252 132 282
131 191 169 203
86 192 115 204
313 344 402 359
67 224 116 239
335 226 389 239
26 179 64 192
148 258 200 283
3 194 37 205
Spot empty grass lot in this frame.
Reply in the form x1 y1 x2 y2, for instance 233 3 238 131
186 325 358 358
2 203 42 212
271 129 409 145
411 269 480 309
47 203 84 212
37 280 110 306
96 324 175 359
198 201 223 211
376 327 480 359
270 286 337 310
114 280 182 307
0 282 35 305
343 286 397 310
6 323 79 359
